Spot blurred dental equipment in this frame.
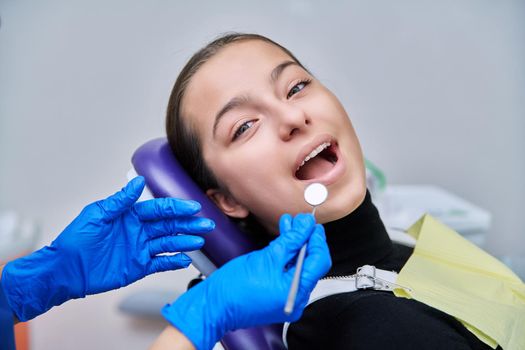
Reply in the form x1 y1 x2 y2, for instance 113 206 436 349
0 211 40 263
284 183 328 315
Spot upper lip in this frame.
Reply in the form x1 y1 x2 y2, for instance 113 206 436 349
294 134 336 175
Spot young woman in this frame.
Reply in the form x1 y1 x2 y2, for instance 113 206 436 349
164 33 508 349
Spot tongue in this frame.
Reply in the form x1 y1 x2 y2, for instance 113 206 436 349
296 155 334 180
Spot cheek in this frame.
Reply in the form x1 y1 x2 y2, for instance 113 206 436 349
317 94 360 147
306 92 347 126
212 129 284 176
212 154 306 220
206 146 271 198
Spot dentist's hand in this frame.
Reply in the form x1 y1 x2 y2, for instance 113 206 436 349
161 213 331 350
1 176 215 321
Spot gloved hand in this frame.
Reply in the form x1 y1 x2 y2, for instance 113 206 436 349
0 176 215 321
162 213 331 350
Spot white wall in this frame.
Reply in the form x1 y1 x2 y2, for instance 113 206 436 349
1 0 523 349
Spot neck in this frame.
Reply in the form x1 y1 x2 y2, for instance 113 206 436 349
324 190 393 276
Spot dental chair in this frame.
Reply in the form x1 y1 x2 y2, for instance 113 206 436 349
131 138 286 350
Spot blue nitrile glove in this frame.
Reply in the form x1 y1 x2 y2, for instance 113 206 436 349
162 213 331 350
0 176 215 322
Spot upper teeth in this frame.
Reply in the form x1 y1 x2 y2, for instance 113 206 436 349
298 142 331 170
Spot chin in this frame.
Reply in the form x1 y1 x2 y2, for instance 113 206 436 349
318 180 367 223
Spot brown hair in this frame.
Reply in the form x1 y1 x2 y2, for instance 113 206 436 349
166 32 308 191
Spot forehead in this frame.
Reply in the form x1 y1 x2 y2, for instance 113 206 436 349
180 40 294 129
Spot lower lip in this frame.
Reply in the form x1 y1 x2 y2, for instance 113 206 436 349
300 144 346 186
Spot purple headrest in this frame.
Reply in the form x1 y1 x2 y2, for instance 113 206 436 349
131 138 286 350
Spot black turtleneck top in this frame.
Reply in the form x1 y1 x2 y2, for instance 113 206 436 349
286 190 498 350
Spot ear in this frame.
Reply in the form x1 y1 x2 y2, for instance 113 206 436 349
206 188 249 219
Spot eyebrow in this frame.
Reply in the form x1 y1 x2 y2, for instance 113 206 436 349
270 60 298 83
213 60 299 137
213 94 251 137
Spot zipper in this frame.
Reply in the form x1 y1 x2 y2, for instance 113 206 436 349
322 268 412 293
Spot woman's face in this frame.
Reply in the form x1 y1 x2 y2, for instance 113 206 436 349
181 40 366 233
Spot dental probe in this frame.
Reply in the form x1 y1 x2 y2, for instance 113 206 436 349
284 183 328 315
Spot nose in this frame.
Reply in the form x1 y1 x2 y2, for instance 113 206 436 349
276 103 311 141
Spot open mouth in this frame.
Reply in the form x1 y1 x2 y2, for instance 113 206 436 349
295 142 339 181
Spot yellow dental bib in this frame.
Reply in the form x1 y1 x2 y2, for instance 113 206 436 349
393 214 525 349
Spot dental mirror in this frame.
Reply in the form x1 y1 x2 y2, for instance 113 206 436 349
304 183 328 210
284 182 328 315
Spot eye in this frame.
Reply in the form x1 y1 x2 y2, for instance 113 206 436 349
287 79 311 99
232 120 256 141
